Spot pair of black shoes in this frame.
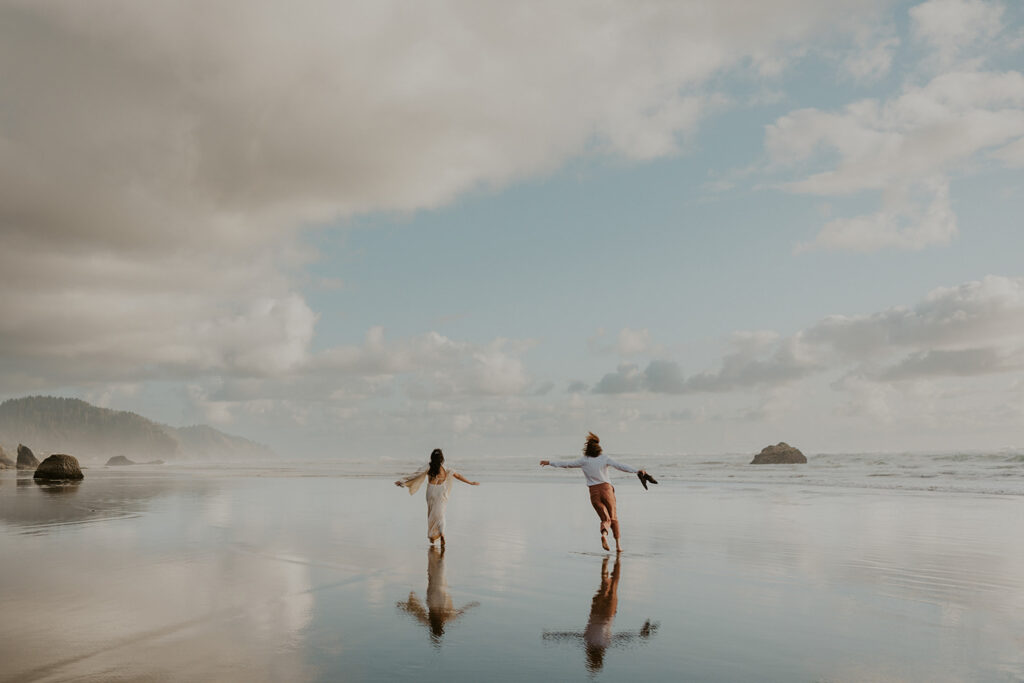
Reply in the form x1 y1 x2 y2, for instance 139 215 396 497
637 471 658 490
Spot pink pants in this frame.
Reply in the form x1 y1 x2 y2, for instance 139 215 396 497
588 483 619 539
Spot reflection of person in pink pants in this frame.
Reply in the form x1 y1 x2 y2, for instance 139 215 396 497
543 556 659 673
540 432 647 553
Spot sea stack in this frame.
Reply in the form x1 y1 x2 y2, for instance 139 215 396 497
34 454 85 481
17 444 40 470
0 445 14 469
750 442 807 464
106 455 136 466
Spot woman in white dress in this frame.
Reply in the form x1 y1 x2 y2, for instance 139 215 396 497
395 448 479 546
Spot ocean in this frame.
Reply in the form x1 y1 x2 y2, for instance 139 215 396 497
1 452 1022 681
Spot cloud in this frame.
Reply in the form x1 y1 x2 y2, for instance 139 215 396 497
804 275 1024 358
591 359 688 395
645 360 689 393
910 0 1005 69
877 347 1024 381
0 0 894 396
616 328 653 356
797 176 956 252
593 363 646 394
589 327 660 356
590 275 1024 396
767 31 1024 252
831 373 899 421
767 71 1024 196
589 358 684 395
312 327 537 398
682 334 821 392
567 381 590 394
591 346 815 395
990 134 1024 166
839 19 901 83
842 35 901 83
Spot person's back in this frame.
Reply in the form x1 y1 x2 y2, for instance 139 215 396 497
549 452 637 486
540 433 646 553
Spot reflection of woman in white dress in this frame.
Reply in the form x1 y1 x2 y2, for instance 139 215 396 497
396 546 479 646
395 448 479 546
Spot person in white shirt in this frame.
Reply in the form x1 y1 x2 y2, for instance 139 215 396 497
540 432 647 553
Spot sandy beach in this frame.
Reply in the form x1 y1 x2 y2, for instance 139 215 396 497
1 463 1023 682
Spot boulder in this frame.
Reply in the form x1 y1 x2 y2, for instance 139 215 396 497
106 455 136 466
17 444 40 470
751 442 807 464
0 445 14 469
33 454 84 480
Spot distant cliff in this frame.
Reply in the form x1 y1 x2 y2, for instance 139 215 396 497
173 424 275 461
0 396 275 462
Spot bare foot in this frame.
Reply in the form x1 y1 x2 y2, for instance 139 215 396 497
440 534 446 548
601 534 610 551
616 545 623 554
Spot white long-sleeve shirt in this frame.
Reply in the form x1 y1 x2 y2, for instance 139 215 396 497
546 453 639 486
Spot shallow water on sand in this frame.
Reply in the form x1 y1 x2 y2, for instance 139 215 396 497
1 466 1023 682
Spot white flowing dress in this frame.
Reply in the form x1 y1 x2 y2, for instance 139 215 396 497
399 467 458 541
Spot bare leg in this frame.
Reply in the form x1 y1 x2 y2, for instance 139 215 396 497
590 484 615 553
440 533 446 548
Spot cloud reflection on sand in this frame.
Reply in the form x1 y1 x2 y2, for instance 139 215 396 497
0 473 315 683
0 469 218 531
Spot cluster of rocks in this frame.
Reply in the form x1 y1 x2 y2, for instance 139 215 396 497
1 444 165 477
0 443 85 480
750 442 807 464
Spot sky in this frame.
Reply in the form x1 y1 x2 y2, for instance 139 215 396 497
2 0 1023 459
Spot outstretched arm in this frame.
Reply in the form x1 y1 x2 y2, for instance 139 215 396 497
396 593 430 627
395 468 429 494
453 472 479 486
610 620 660 643
540 457 585 468
606 457 642 475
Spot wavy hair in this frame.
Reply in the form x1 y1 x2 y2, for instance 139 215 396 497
583 432 602 458
428 448 444 477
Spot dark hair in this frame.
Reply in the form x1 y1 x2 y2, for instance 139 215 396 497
583 432 602 458
428 448 444 477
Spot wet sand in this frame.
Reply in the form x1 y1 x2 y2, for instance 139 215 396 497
1 467 1023 681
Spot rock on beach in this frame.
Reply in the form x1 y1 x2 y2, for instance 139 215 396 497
34 454 85 480
17 444 40 470
751 442 807 464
